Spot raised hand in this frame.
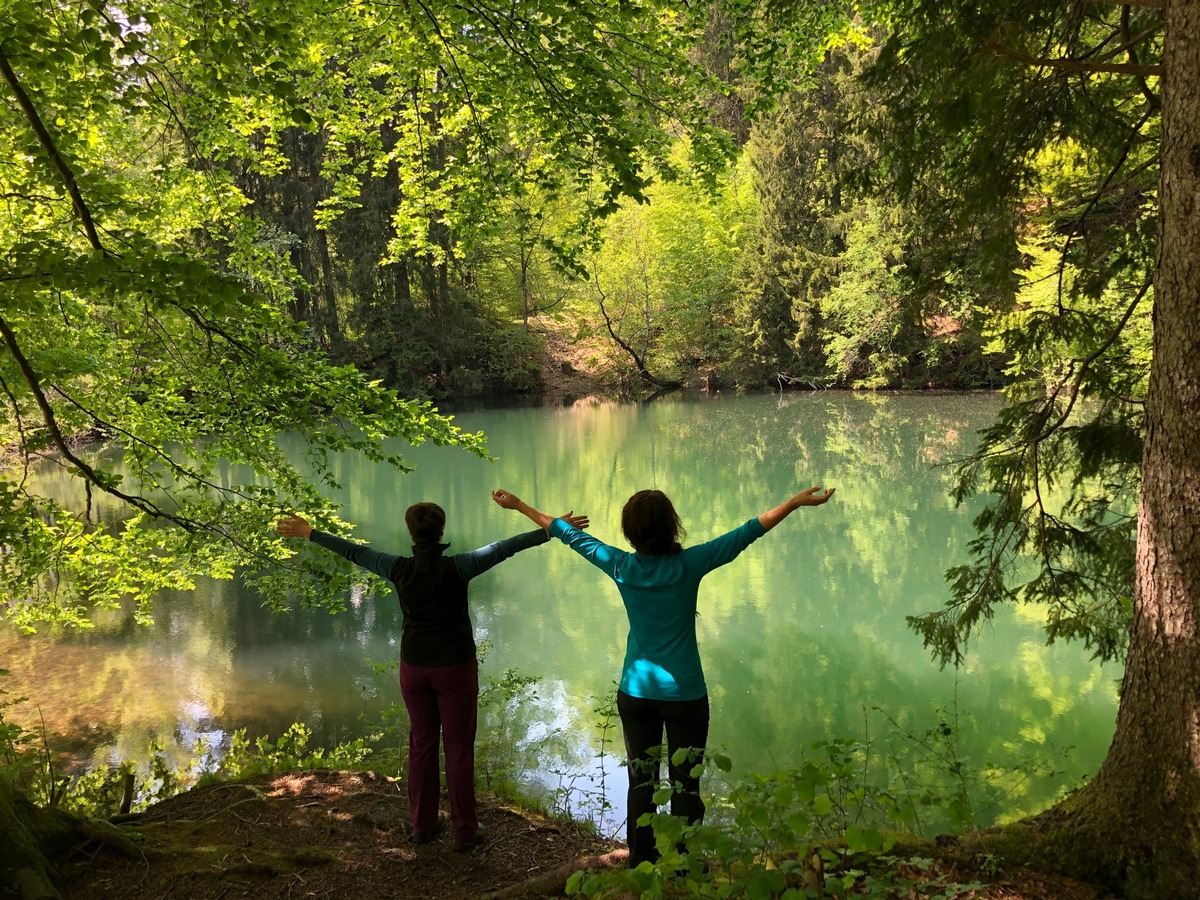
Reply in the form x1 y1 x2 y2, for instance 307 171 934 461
276 513 313 539
492 489 555 531
491 489 522 510
561 510 590 530
758 485 836 531
791 486 836 507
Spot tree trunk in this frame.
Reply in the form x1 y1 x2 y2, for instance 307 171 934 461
316 227 344 352
1 777 80 899
1 776 146 900
1023 3 1200 895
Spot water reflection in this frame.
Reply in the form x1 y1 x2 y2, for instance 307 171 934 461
3 393 1118 829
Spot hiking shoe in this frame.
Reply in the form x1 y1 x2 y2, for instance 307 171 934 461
452 828 486 852
410 814 446 844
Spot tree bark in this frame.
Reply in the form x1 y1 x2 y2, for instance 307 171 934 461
1024 3 1200 895
316 227 344 351
1 776 146 900
2 777 80 900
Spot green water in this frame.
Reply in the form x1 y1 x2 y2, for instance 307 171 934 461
3 392 1118 832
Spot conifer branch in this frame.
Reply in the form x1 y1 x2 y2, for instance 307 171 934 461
983 40 1162 77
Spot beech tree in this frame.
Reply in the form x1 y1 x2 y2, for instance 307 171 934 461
0 4 489 634
215 0 752 396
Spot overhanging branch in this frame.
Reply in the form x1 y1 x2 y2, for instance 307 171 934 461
0 314 186 527
0 315 297 571
0 45 105 253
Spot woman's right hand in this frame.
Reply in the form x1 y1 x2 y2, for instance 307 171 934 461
758 485 836 531
276 513 313 539
491 489 522 510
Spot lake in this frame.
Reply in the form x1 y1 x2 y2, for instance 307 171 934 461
2 391 1119 836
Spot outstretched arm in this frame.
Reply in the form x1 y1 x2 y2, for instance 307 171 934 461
276 513 399 580
491 489 557 531
758 486 836 532
454 510 589 581
495 489 626 577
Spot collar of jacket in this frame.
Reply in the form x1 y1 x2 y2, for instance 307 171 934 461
411 542 451 557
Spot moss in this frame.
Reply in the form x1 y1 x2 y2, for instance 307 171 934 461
1 777 78 900
936 783 1200 900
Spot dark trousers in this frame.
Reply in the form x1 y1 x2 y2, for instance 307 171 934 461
616 690 710 866
399 658 479 842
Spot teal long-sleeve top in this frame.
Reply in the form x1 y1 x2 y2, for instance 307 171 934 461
548 517 767 701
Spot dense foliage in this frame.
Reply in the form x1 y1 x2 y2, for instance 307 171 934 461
0 0 499 630
862 1 1161 664
137 2 999 400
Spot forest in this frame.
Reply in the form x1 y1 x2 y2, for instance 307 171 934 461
1 1 1197 898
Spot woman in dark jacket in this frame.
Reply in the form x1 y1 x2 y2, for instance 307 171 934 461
277 502 587 851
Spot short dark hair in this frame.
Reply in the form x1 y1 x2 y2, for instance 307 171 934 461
621 489 685 555
405 502 446 544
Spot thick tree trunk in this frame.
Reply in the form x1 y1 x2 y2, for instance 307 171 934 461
1023 3 1200 896
1 777 79 899
1 776 145 900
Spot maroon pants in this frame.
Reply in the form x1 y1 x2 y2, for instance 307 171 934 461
399 658 479 842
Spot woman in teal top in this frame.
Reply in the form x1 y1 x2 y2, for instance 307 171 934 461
492 484 835 867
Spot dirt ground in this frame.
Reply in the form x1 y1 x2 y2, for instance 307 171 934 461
527 315 628 405
50 769 1113 900
53 770 623 900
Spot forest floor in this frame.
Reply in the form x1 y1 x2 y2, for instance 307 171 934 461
50 769 1115 900
528 315 629 406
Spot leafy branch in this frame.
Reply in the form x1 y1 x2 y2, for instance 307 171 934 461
0 45 105 253
593 274 681 391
